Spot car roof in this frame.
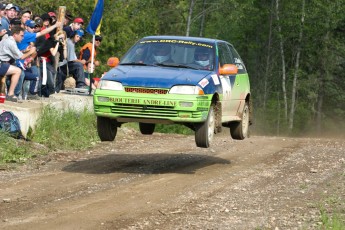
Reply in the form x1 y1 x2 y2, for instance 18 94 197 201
142 35 229 45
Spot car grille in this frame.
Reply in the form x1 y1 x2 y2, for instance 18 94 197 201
125 87 168 94
102 104 202 119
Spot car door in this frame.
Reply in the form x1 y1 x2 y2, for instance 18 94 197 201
227 44 250 116
218 42 237 118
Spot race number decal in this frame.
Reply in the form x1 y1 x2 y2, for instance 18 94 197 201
198 78 209 88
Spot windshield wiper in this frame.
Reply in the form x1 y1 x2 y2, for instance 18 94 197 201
120 62 151 66
155 63 199 70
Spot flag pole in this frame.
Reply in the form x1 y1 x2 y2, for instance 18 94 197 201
89 34 96 95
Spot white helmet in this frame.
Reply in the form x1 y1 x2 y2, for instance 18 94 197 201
153 44 171 63
195 47 211 67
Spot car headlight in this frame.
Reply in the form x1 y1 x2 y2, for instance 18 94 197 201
98 80 124 91
169 85 204 95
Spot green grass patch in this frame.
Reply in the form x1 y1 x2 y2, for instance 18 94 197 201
30 106 99 151
320 208 345 230
0 131 42 164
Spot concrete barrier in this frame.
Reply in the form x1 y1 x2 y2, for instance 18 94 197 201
0 91 93 137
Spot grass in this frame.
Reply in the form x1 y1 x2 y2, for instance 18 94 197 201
0 131 33 164
320 208 345 230
0 106 193 164
30 106 99 151
1 106 100 164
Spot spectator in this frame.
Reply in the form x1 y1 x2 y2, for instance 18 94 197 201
33 18 43 33
83 62 97 90
59 29 87 88
0 4 7 39
63 17 83 38
48 12 56 24
64 12 73 26
0 26 36 102
17 19 62 99
20 10 32 25
0 3 6 17
79 35 102 70
1 3 19 34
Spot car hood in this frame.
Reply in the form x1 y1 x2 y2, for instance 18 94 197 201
102 65 211 88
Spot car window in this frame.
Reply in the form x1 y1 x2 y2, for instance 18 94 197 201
218 42 234 66
121 39 215 70
227 44 247 73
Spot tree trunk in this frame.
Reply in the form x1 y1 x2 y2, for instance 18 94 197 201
199 0 207 37
275 0 288 122
289 0 305 131
263 0 274 109
186 0 196 37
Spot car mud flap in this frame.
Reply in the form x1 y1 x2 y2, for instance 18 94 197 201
214 101 222 133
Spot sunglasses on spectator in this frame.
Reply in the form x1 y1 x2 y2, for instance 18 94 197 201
95 39 102 42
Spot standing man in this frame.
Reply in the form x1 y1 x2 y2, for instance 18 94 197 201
0 26 35 102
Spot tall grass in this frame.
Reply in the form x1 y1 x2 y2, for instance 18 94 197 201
31 106 99 151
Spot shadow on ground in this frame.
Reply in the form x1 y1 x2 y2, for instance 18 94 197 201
62 153 230 175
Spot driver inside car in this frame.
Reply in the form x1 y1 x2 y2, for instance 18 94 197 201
194 47 212 70
152 44 173 64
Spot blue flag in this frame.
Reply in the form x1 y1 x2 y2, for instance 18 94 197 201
86 0 104 35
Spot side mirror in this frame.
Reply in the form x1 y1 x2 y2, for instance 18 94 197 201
107 57 119 67
219 64 238 75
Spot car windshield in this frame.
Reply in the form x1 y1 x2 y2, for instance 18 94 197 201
120 39 215 71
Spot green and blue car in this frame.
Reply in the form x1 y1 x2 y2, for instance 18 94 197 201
93 36 251 148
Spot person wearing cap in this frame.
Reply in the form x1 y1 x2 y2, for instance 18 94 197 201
0 26 36 102
20 10 32 25
33 17 43 33
1 3 18 34
0 3 7 38
64 12 73 26
58 29 87 88
15 19 62 99
79 35 102 70
63 17 83 38
0 3 6 17
48 12 56 24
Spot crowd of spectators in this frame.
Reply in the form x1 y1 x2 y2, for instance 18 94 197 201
0 2 102 102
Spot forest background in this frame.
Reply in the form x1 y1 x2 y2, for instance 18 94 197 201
11 0 345 137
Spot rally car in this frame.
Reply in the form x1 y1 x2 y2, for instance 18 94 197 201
93 36 251 148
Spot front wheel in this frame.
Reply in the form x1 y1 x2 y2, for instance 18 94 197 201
195 105 215 148
97 116 118 141
139 123 155 135
230 102 249 140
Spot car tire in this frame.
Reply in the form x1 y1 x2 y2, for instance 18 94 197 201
230 102 249 140
97 116 117 141
195 104 215 148
139 123 155 135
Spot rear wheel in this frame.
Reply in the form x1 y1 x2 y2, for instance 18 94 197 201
230 102 249 140
195 105 215 148
139 123 155 135
97 116 117 141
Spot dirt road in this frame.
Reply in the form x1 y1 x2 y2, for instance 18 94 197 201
0 131 344 230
